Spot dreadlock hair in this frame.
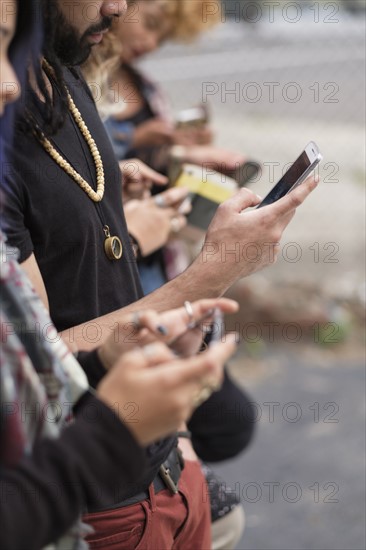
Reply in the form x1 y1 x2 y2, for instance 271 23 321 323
17 0 69 137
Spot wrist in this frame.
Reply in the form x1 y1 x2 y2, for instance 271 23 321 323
178 257 229 301
129 233 142 260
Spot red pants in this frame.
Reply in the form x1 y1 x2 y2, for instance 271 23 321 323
84 460 211 549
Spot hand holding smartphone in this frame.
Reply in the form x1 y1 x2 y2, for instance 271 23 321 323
257 141 322 209
167 307 227 359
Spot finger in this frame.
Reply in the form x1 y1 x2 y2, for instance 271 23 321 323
139 166 168 186
142 189 152 200
122 342 175 369
162 206 177 218
121 159 168 186
222 187 262 213
113 310 170 340
169 215 186 234
120 160 143 183
177 197 192 215
167 335 238 387
222 153 246 170
159 298 239 334
133 310 168 335
157 187 190 207
187 298 239 319
126 182 146 195
158 120 174 135
266 174 320 218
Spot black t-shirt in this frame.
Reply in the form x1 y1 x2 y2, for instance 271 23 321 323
2 67 143 332
1 67 175 505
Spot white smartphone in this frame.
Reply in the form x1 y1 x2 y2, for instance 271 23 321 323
257 141 322 209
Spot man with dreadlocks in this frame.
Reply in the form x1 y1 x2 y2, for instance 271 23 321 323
0 2 240 549
2 1 319 548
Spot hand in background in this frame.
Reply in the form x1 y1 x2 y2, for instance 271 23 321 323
125 187 191 256
132 117 174 148
174 125 213 147
97 335 237 446
182 145 246 172
97 297 239 370
120 158 168 201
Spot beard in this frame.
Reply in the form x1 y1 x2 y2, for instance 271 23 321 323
50 3 113 66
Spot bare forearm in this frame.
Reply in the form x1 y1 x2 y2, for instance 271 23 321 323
62 257 229 351
139 255 229 309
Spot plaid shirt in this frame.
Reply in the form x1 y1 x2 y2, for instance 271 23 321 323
0 230 90 549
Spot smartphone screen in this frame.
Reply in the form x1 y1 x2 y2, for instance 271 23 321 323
257 143 322 209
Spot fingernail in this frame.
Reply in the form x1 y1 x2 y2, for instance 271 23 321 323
157 325 168 335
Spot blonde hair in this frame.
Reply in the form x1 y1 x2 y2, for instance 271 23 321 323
82 0 222 117
159 0 221 42
81 24 123 119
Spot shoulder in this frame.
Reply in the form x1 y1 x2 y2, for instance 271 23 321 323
63 67 95 104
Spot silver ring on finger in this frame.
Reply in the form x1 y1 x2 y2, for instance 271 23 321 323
154 194 166 208
184 300 195 329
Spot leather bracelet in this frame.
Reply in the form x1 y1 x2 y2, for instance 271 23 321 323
129 233 142 260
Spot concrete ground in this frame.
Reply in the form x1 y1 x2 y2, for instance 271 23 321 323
213 354 365 550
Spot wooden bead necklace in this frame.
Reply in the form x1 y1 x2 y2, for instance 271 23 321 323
35 60 123 260
40 61 105 202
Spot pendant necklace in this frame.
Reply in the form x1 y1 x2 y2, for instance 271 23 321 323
34 60 123 261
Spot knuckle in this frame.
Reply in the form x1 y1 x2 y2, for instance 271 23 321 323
259 209 272 225
159 372 172 390
272 230 282 243
288 193 302 208
240 187 253 197
202 355 216 371
217 201 229 216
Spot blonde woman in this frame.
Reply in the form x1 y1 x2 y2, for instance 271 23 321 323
87 0 245 176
